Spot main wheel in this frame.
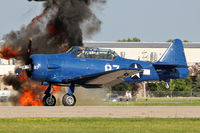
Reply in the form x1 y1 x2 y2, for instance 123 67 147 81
62 94 76 106
43 94 56 106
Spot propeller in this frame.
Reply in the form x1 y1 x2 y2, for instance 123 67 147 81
27 38 32 61
19 38 33 72
24 37 32 65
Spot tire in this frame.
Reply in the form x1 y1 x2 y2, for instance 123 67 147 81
43 95 56 106
62 94 76 106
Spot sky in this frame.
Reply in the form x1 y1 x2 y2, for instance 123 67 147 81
0 0 200 42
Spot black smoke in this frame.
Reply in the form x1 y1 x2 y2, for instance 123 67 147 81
0 0 106 105
2 0 106 63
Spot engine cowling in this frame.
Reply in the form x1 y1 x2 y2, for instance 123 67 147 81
27 54 48 81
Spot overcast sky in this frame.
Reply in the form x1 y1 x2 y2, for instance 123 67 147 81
0 0 200 42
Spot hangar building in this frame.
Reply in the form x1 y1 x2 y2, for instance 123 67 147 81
84 41 200 65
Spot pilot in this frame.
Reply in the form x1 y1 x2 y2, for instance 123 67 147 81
76 47 83 57
111 52 117 60
112 55 116 60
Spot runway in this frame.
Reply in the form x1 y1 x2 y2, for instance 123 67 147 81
0 106 200 118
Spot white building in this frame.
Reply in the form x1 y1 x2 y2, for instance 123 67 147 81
84 41 200 65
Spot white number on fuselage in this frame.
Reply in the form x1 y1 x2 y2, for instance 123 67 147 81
105 64 120 71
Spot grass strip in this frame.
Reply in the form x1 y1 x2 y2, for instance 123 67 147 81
0 118 200 133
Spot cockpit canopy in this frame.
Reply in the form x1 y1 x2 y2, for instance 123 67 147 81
67 46 119 60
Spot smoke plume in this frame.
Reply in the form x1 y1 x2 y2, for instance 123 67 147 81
0 0 106 105
2 0 106 63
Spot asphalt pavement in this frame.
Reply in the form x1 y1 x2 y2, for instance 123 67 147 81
0 106 200 118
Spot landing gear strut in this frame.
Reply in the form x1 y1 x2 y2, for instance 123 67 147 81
62 83 76 106
43 84 56 106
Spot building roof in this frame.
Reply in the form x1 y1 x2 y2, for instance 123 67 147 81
84 42 200 48
1 40 200 48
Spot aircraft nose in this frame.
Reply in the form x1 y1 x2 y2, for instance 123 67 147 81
29 54 48 81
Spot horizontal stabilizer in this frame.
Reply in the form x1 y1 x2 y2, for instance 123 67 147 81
153 63 187 68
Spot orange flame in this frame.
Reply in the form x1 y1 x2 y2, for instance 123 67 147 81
17 70 28 82
19 85 61 106
52 86 61 93
0 45 20 60
17 69 61 106
17 72 61 106
19 89 43 106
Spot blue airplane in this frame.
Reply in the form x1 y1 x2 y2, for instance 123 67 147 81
22 39 189 106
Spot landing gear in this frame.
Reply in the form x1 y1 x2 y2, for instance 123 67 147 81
43 84 56 106
42 83 77 106
62 83 76 106
43 95 56 106
62 94 76 106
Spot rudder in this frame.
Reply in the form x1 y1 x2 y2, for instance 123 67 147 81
157 39 187 66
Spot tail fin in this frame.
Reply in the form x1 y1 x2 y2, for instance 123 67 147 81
154 39 189 79
156 39 187 66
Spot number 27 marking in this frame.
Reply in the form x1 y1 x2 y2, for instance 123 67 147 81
105 64 120 71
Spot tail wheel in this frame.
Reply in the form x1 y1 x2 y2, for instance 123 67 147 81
62 94 76 106
43 94 56 106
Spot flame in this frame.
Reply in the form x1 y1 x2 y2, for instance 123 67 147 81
17 70 61 106
16 67 61 106
19 88 43 106
53 86 61 93
0 45 20 60
17 70 28 82
19 84 61 106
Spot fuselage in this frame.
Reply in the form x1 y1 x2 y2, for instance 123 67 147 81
29 52 189 86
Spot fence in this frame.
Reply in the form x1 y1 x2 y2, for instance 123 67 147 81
105 91 200 104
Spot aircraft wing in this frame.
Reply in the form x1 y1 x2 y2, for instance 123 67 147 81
86 69 141 87
63 69 142 88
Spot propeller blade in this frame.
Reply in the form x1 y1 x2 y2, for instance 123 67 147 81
25 38 32 65
27 37 32 56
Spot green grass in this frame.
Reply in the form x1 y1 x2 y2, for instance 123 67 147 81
106 97 200 106
0 118 200 133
